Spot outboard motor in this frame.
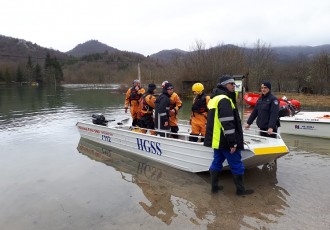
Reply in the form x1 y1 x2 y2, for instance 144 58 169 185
281 96 300 116
92 113 108 126
279 105 291 117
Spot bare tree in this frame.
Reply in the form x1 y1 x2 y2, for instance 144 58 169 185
247 39 275 91
183 40 209 80
181 41 247 92
310 52 330 94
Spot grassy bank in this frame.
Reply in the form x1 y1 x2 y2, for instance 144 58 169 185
276 92 330 108
239 92 330 109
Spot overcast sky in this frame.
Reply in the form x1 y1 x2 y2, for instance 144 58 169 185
2 0 330 56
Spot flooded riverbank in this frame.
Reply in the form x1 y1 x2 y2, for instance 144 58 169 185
1 85 329 229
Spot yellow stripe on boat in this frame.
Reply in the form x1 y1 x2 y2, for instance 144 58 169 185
253 146 288 155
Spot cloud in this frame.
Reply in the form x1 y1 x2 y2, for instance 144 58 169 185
1 0 330 55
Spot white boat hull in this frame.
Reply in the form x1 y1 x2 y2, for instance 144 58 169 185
76 121 289 173
280 111 330 139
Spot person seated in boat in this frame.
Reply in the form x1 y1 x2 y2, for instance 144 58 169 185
161 81 183 138
245 81 279 138
124 79 145 127
189 83 210 142
139 83 157 135
204 75 254 196
155 83 173 137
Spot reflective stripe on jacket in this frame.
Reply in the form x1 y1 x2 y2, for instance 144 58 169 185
206 95 235 149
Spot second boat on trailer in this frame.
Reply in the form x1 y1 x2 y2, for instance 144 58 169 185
76 116 289 173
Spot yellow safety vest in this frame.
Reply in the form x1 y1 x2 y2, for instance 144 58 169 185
207 95 236 149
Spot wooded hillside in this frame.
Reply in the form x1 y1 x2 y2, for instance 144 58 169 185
1 35 330 95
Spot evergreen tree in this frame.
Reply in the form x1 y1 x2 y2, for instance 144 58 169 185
26 56 34 82
16 65 23 82
4 68 11 83
34 63 42 84
0 70 3 82
44 53 63 85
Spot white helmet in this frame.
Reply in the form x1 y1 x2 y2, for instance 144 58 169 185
161 80 168 88
133 79 140 84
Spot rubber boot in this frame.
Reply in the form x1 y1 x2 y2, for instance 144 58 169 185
132 118 139 127
210 170 223 193
189 133 199 142
233 175 254 196
170 126 179 139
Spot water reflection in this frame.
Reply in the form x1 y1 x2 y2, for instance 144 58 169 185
281 133 330 156
2 85 329 229
77 138 213 226
0 85 128 131
77 138 290 229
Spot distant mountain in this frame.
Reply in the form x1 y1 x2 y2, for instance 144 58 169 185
271 45 330 62
149 49 188 63
66 39 120 57
0 34 69 61
1 34 330 65
149 45 330 64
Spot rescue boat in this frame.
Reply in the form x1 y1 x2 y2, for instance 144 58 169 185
76 115 289 173
280 111 330 139
244 93 301 108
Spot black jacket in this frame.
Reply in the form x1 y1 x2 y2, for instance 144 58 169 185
204 86 244 150
247 92 279 129
154 88 171 130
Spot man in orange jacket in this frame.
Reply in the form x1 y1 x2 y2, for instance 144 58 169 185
124 80 145 126
161 81 182 138
139 83 157 135
189 83 210 142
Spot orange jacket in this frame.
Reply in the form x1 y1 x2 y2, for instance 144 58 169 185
169 92 182 126
139 93 157 115
125 86 146 108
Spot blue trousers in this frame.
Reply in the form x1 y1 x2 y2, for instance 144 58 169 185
210 148 245 175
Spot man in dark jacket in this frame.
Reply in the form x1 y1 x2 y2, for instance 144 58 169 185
245 81 279 138
204 75 254 196
155 83 173 137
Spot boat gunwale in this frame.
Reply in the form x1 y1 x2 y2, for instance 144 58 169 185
76 121 290 172
280 118 330 124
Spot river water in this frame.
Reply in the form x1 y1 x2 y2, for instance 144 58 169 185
1 85 329 230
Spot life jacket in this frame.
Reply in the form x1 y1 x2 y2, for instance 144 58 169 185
129 87 141 101
140 93 154 113
192 93 208 114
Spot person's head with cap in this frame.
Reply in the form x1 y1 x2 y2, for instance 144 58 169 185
261 81 271 95
147 83 156 93
163 82 174 95
217 75 236 92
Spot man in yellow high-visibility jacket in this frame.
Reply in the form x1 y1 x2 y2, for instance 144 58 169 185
204 75 254 196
